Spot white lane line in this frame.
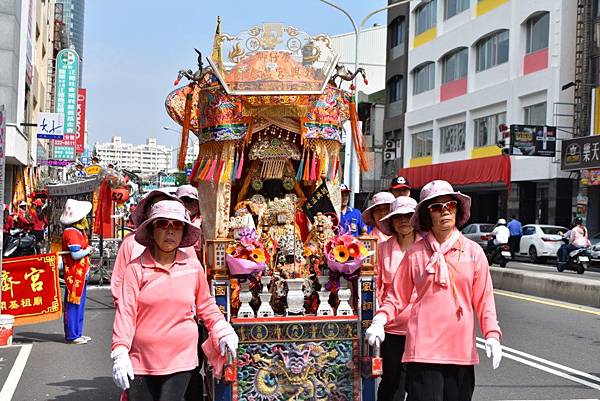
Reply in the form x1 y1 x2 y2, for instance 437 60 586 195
512 262 600 277
0 344 32 401
475 339 600 391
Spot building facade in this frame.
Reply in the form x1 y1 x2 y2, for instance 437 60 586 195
94 136 173 175
1 0 56 205
55 0 84 81
395 0 576 227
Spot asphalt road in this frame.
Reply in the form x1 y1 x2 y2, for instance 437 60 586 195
1 287 599 400
497 259 600 281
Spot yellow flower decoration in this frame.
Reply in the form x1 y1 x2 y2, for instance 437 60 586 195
226 245 237 255
348 243 361 259
359 245 369 257
250 249 266 264
333 245 350 263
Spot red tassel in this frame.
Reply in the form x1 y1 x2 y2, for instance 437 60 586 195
213 159 225 183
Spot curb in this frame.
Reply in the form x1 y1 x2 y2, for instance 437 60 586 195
490 266 600 308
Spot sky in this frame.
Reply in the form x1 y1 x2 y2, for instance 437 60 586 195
83 0 387 150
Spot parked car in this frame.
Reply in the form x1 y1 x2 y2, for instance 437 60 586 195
589 232 600 263
462 223 495 249
518 224 568 263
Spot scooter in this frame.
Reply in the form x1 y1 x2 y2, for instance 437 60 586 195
485 238 511 268
3 229 39 258
557 238 590 275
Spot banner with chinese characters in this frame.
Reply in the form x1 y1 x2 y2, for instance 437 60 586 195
1 253 62 326
55 49 80 135
562 135 600 171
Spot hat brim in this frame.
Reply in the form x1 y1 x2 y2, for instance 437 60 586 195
60 202 93 225
135 214 201 248
131 190 180 227
390 184 410 190
362 201 393 227
379 208 416 236
410 191 471 232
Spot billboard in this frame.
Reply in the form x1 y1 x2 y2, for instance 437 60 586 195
75 89 86 153
509 125 556 157
561 135 600 171
55 49 80 135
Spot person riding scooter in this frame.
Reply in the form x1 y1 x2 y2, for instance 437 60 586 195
558 217 590 269
487 218 510 252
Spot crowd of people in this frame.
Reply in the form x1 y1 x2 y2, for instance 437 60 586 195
3 199 48 249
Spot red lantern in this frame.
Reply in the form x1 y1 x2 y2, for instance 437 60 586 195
111 187 130 205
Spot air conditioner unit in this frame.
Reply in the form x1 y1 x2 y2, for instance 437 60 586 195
385 140 396 149
384 150 396 162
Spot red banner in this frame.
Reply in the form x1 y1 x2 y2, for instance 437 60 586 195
1 253 62 326
75 88 86 153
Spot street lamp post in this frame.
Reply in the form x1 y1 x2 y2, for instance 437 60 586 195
319 0 429 204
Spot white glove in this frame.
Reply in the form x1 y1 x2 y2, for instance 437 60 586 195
111 346 134 390
219 332 239 357
485 337 502 370
365 314 387 346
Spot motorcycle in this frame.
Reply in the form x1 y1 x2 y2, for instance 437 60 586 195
484 236 511 268
3 228 39 258
557 238 590 275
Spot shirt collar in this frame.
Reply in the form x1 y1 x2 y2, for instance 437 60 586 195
140 248 188 270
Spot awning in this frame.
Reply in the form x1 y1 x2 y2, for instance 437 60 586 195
398 155 511 189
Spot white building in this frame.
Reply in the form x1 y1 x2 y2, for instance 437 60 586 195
94 136 172 175
399 0 576 227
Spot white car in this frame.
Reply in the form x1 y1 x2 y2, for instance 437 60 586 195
518 224 568 263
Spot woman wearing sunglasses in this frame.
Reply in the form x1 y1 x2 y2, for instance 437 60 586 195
111 200 238 401
374 196 418 401
366 180 502 401
361 191 396 244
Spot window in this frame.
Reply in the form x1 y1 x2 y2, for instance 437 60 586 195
414 62 436 94
522 226 536 236
416 0 437 35
442 48 468 83
463 224 475 234
388 75 403 103
412 130 433 158
390 17 405 48
524 102 547 125
440 122 466 153
476 31 509 71
526 13 549 53
445 0 469 19
474 112 506 147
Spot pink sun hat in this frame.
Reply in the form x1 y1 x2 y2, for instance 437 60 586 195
410 180 471 232
134 200 201 248
379 196 418 236
362 192 396 227
130 188 180 228
176 184 199 201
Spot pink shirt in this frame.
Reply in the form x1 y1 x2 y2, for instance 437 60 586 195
376 237 414 335
111 233 197 304
372 227 390 244
570 226 591 247
376 233 501 365
112 248 228 375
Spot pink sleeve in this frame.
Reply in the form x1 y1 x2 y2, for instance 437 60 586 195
112 263 142 351
110 235 134 303
195 263 228 333
376 251 414 322
375 245 384 305
471 246 502 340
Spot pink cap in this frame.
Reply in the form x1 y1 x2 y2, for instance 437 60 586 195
362 192 395 227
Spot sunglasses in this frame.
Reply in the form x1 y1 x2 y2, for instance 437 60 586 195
427 200 458 213
152 219 185 231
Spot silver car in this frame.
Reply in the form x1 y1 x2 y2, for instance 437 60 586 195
462 223 495 249
590 232 600 263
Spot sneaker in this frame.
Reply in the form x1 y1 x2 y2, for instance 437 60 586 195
81 336 92 342
66 337 89 345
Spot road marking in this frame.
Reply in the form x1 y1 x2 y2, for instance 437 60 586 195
511 262 600 277
494 289 600 316
0 344 32 401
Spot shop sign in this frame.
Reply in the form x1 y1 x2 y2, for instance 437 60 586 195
53 145 75 160
509 125 556 157
55 49 80 135
47 178 99 196
561 135 600 171
75 89 86 153
581 169 600 186
36 112 64 140
37 159 71 167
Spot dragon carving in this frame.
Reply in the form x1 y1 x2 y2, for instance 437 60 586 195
174 48 209 85
328 64 368 89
